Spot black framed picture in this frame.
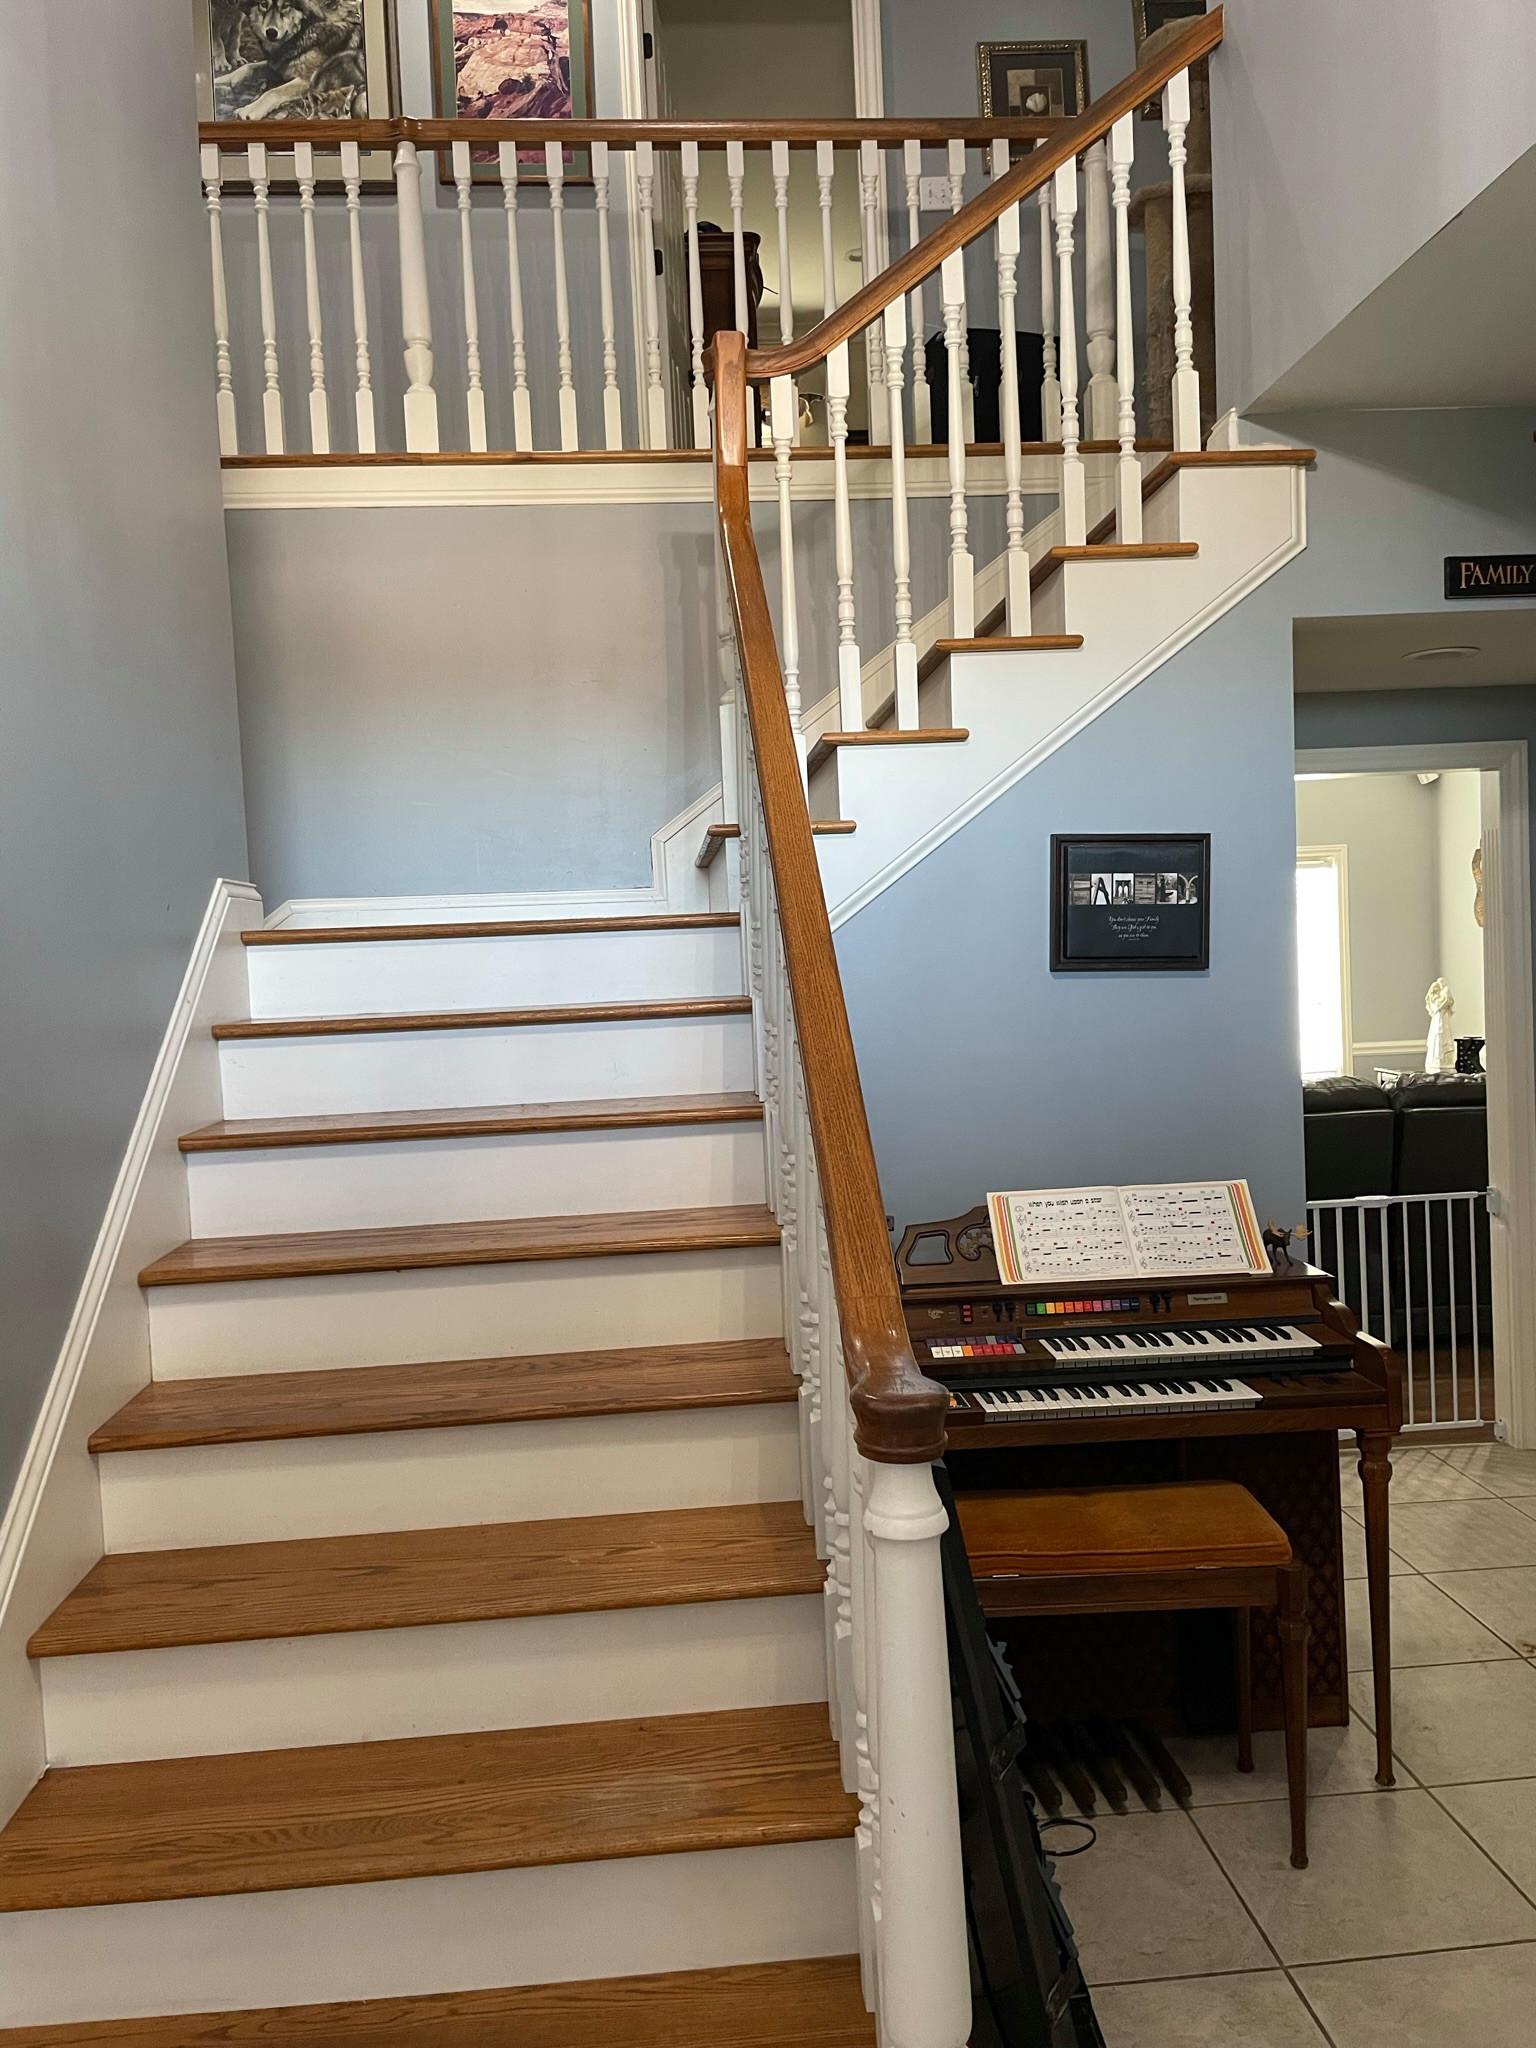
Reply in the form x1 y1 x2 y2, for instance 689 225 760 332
977 40 1089 120
1050 834 1211 972
1132 0 1207 118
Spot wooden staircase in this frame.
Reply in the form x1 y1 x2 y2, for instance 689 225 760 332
0 913 870 2041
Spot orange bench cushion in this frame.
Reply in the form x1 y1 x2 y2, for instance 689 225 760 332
956 1480 1292 1578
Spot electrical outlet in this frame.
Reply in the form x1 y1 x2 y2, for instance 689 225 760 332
918 174 953 212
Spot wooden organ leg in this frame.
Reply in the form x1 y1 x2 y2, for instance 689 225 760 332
1277 1561 1310 1869
1234 1607 1254 1772
1356 1428 1395 1787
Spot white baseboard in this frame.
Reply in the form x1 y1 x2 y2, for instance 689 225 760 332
0 880 261 1828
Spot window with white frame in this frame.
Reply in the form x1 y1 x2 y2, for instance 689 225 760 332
1296 847 1352 1080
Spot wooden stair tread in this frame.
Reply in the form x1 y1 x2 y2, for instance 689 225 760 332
913 632 1084 688
243 913 741 946
213 996 752 1042
89 1338 796 1453
697 822 856 869
1028 540 1198 590
0 1702 857 1912
138 1204 781 1288
179 1091 765 1153
29 1501 822 1657
1085 448 1318 545
0 1956 875 2046
806 727 968 776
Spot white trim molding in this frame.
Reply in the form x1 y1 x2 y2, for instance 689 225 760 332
1297 741 1536 1450
0 880 261 1825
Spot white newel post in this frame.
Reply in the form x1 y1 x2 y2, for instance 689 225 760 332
826 340 863 730
293 144 331 453
498 144 534 451
769 375 803 778
393 140 438 452
1163 67 1201 451
452 141 488 453
340 141 376 453
1082 139 1117 442
941 250 974 640
593 142 625 450
903 139 932 444
946 141 974 443
1110 114 1142 542
1037 178 1060 442
200 145 238 456
634 141 670 450
545 141 580 451
859 140 890 446
865 1460 971 2048
882 298 919 730
247 144 285 455
1054 159 1086 546
681 140 710 450
991 142 1030 634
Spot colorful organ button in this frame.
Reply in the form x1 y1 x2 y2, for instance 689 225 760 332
925 1335 1028 1360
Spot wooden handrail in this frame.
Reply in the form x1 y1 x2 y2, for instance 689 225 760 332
198 115 1063 150
709 331 948 1466
745 6 1223 381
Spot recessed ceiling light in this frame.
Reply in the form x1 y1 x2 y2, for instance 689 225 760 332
1403 644 1479 662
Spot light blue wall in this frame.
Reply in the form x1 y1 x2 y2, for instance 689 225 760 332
836 407 1536 1240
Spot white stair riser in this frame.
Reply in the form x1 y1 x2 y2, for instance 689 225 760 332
246 926 745 1020
217 1014 756 1119
99 1404 802 1549
41 1594 826 1765
186 1122 768 1237
146 1245 785 1378
0 1836 857 2028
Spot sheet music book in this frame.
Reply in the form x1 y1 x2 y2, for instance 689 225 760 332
986 1179 1269 1286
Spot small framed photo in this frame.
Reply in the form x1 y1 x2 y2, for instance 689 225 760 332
977 40 1089 121
194 1 400 189
431 1 596 183
1051 833 1211 972
1131 0 1207 117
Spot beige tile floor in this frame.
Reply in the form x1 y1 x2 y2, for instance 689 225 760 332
1053 1440 1536 2047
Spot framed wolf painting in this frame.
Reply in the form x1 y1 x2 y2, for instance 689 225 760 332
194 0 400 188
430 0 596 182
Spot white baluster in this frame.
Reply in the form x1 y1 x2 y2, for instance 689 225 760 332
681 139 710 449
340 141 376 453
497 142 534 451
725 140 755 449
816 138 837 319
1082 138 1117 442
882 297 918 728
451 141 487 453
592 141 624 451
199 145 238 456
770 375 803 776
633 140 670 450
771 139 799 446
826 339 862 730
1038 177 1060 441
292 143 330 453
1164 67 1201 450
865 1462 971 2048
859 139 889 446
393 139 438 452
941 250 974 639
903 139 931 444
991 140 1030 633
1054 159 1086 545
1110 114 1142 543
946 140 974 443
246 143 285 454
544 140 579 451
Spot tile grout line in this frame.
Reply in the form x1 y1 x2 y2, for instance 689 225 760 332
1419 1778 1536 1916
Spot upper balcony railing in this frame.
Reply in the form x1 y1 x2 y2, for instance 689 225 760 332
194 107 1182 463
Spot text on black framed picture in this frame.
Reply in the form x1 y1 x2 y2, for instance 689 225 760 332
1050 834 1211 971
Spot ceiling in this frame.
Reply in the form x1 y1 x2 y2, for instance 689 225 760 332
1293 610 1536 694
1252 143 1536 413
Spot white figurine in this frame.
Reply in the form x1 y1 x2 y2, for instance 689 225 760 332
1425 978 1456 1073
